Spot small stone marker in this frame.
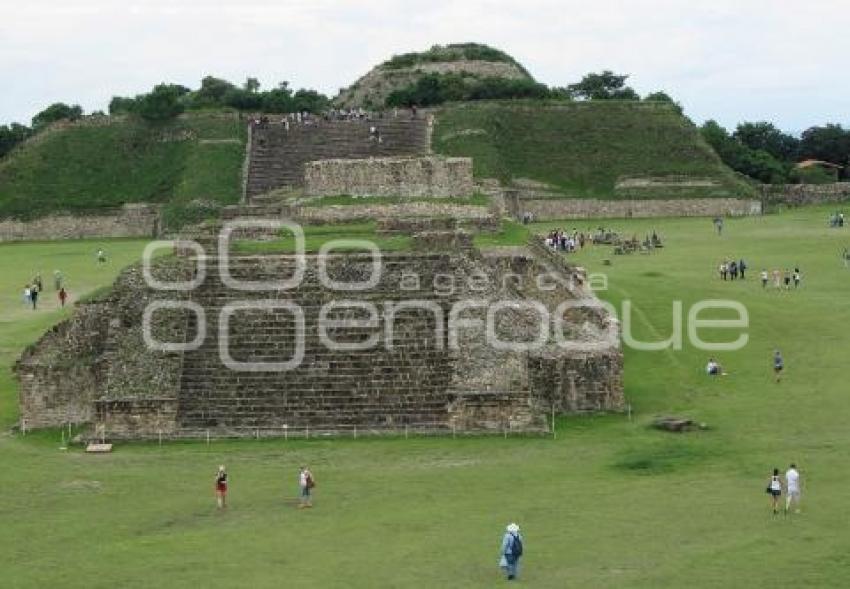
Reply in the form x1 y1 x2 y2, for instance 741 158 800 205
86 443 113 453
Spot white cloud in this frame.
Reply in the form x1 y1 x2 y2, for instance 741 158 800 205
0 0 848 131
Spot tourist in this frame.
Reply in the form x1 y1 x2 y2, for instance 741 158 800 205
785 464 802 514
729 260 738 280
30 285 39 310
706 358 723 376
760 269 769 289
53 269 63 290
772 269 781 289
783 269 791 290
739 258 747 279
719 261 727 281
773 350 784 383
713 217 723 235
34 273 43 292
767 468 783 515
793 266 801 288
96 249 106 264
215 465 228 509
58 287 68 307
299 466 314 508
23 285 31 306
499 523 523 581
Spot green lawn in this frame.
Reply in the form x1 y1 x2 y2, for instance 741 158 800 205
2 208 850 587
232 222 413 253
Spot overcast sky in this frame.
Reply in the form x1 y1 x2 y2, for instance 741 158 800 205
2 0 848 133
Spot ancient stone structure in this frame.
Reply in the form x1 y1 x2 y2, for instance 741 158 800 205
761 183 850 208
507 196 762 220
0 204 160 242
244 119 431 199
304 156 474 198
16 237 623 439
335 58 530 109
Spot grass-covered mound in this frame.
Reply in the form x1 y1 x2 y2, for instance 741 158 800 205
434 100 756 200
0 112 246 228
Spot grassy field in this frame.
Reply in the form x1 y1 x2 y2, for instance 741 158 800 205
0 113 246 228
2 207 850 588
232 222 413 253
434 101 754 200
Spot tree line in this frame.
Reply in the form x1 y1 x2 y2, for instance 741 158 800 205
0 76 331 158
700 120 850 183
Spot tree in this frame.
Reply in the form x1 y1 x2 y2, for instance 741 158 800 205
799 124 850 178
243 77 261 93
0 123 33 158
700 120 789 184
644 91 683 114
109 96 137 115
567 71 638 100
31 103 83 129
135 84 185 122
733 121 799 161
192 76 236 107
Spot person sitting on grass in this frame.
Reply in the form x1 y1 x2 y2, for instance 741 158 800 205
706 358 724 376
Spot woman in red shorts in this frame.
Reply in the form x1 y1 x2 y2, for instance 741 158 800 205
215 465 228 509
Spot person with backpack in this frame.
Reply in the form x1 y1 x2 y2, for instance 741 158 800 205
766 468 783 515
298 466 315 508
499 523 523 581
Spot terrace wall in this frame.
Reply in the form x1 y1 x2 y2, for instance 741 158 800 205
304 156 474 198
0 204 160 242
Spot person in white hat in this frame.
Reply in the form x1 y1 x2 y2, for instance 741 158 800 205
499 523 523 580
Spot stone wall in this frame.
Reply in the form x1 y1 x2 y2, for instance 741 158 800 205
0 204 160 242
15 258 192 430
513 196 761 220
17 246 624 438
298 203 498 232
761 183 850 207
304 156 474 198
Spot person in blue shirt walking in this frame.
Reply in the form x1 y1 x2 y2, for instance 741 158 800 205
499 523 523 581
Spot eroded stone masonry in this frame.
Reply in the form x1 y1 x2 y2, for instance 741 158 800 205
304 156 474 198
16 235 623 439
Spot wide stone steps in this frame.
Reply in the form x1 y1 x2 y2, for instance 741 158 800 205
244 119 429 198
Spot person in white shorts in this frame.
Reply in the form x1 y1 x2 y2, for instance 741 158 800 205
785 464 802 514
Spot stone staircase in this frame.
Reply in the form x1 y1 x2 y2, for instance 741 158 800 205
176 254 460 433
245 119 430 200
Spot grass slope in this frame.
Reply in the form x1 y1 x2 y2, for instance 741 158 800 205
2 208 850 587
0 113 246 228
434 100 755 200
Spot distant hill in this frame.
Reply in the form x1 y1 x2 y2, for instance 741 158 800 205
335 43 533 109
0 112 245 228
433 100 756 199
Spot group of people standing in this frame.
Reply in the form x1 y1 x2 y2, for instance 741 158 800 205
718 258 747 280
22 270 67 310
546 228 585 252
759 267 802 290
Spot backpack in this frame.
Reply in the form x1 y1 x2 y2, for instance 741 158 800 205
511 534 523 557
